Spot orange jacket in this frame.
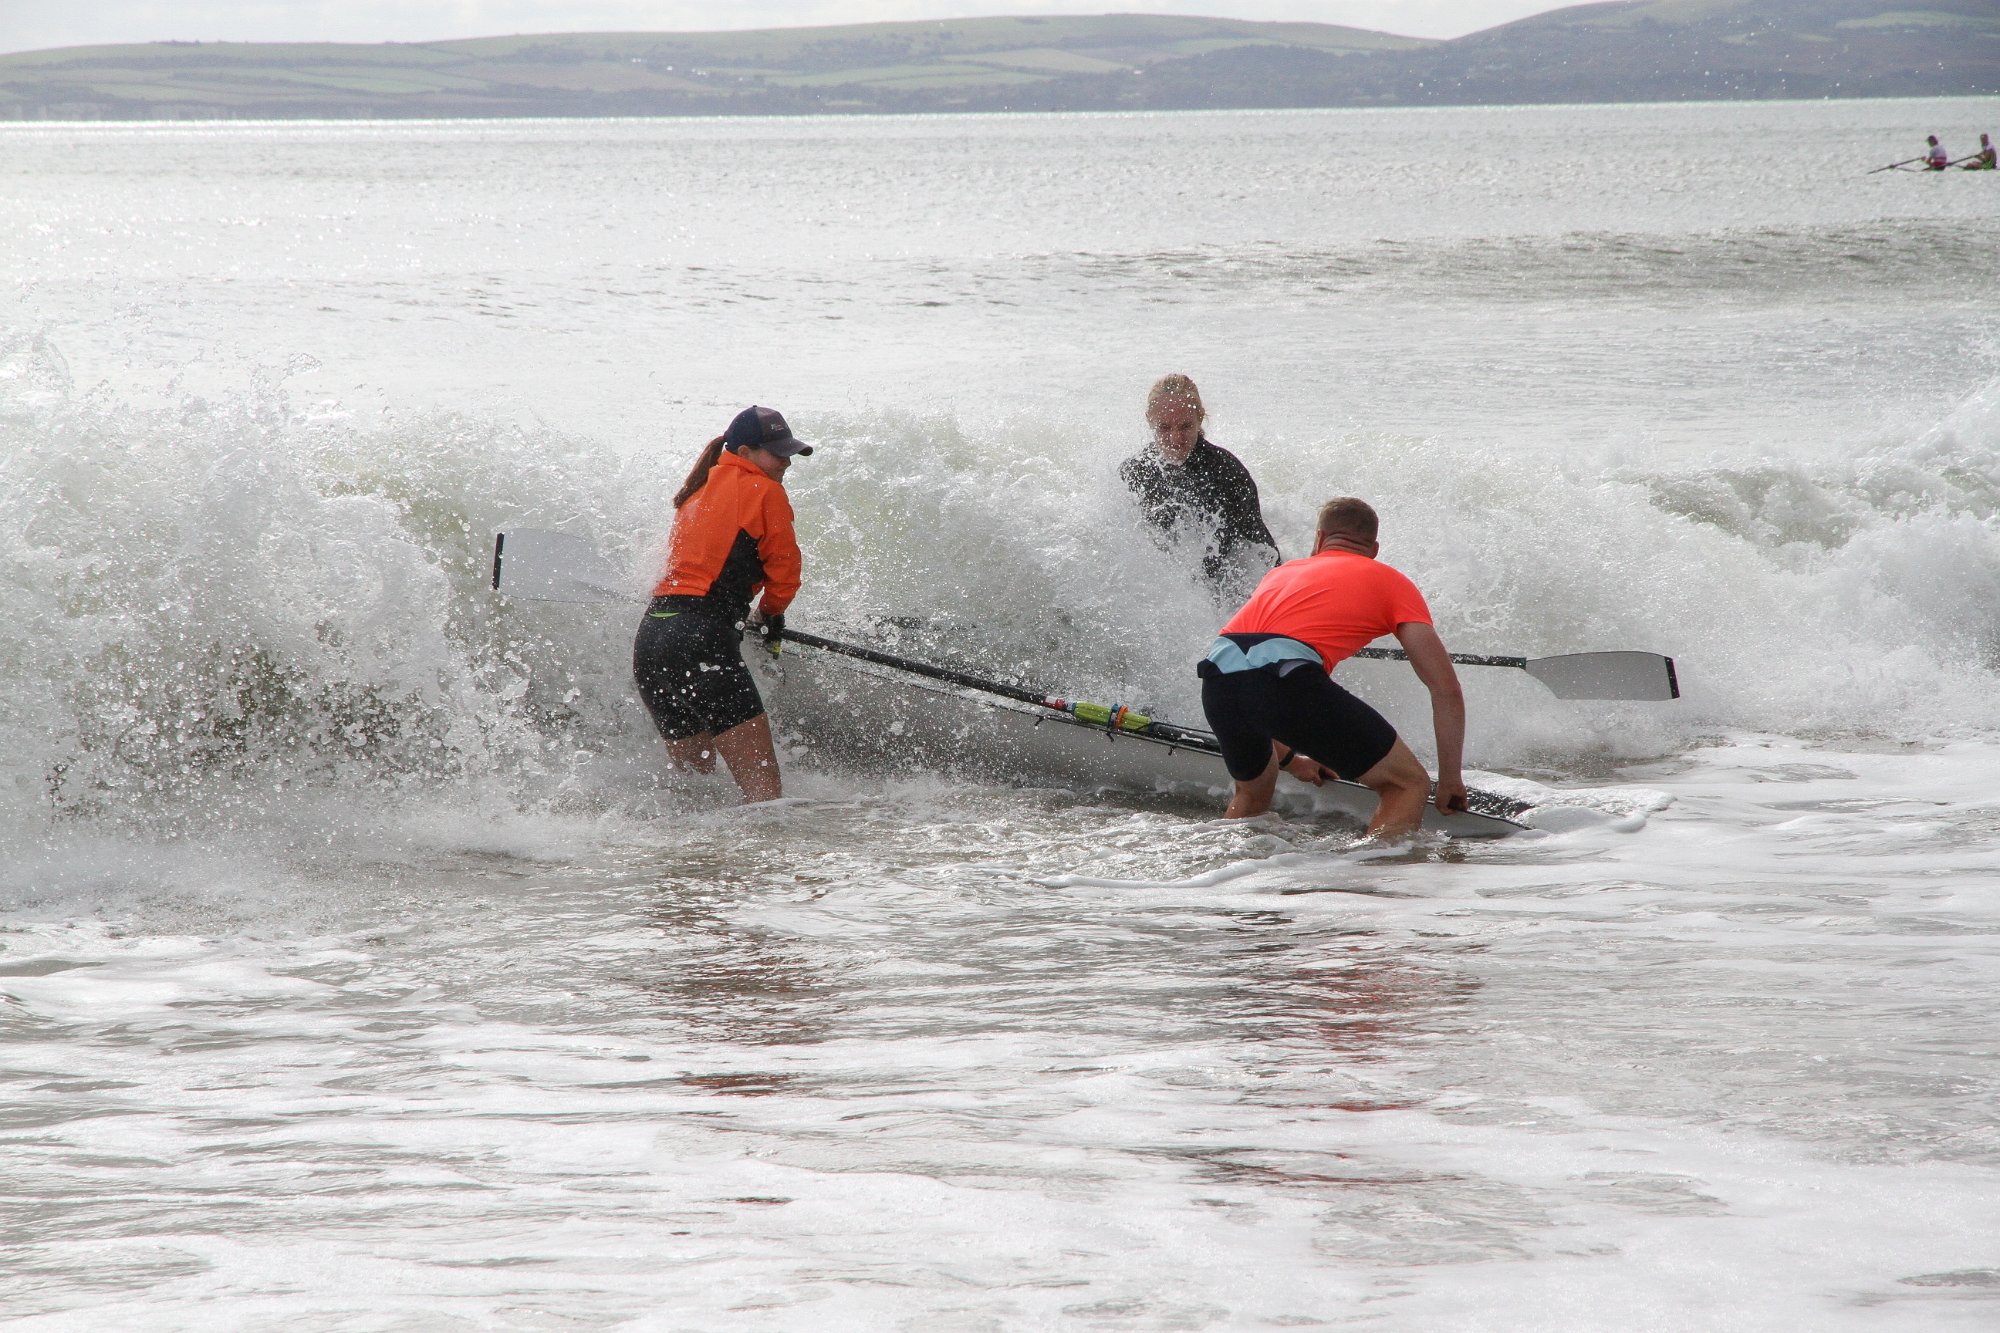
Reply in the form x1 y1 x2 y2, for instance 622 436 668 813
652 450 801 619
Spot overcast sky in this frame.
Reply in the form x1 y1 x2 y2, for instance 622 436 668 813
0 1 1583 56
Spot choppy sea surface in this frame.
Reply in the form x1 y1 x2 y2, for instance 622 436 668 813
5 98 2000 1330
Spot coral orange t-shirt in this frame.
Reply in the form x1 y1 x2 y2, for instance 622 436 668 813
1220 549 1432 670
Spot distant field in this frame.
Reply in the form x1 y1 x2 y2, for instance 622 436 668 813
1 4 1993 118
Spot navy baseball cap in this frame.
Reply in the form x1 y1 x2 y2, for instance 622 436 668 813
724 405 813 457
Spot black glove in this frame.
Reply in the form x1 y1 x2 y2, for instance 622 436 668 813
759 612 785 655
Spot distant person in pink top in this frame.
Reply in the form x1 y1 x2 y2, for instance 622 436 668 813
1198 497 1466 837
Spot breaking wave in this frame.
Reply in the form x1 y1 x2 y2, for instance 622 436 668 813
4 327 1998 844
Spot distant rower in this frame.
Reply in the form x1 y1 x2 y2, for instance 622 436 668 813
1120 373 1279 603
1967 134 1997 171
1926 136 1949 171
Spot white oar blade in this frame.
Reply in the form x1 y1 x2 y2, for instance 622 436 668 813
493 529 627 604
1523 652 1680 701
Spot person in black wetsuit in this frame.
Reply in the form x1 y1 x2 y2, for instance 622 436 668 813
1119 373 1279 601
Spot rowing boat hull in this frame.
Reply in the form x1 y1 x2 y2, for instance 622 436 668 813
750 637 1530 838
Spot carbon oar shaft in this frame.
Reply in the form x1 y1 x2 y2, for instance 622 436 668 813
1354 646 1526 669
783 629 1220 748
784 629 1052 710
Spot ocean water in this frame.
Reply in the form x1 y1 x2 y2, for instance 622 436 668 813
5 97 2000 1330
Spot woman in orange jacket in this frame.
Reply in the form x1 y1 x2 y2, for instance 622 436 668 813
633 405 810 802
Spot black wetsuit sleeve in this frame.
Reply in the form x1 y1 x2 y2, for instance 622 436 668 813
1120 453 1174 539
1208 448 1280 564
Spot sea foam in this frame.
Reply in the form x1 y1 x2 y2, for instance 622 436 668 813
6 328 1998 845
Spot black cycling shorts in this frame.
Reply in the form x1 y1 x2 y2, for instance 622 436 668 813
1199 666 1398 783
632 600 764 741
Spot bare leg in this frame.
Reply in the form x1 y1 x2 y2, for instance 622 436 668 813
1354 737 1432 840
662 732 719 774
1223 743 1286 818
1224 769 1279 817
711 713 782 804
1224 746 1350 819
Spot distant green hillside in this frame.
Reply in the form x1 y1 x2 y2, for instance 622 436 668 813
1384 0 2000 102
0 4 1992 119
0 15 1421 119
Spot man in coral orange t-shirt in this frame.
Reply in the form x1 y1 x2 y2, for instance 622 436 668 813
1198 497 1466 837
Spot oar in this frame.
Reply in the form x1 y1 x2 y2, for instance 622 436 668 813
1350 646 1679 701
491 529 626 602
1946 153 1981 168
1867 156 1924 174
783 628 1219 749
